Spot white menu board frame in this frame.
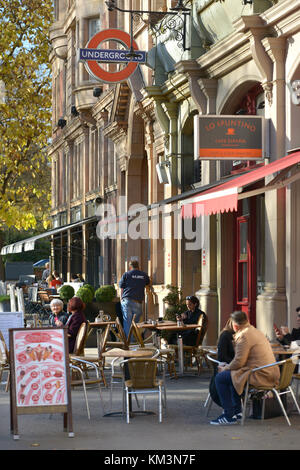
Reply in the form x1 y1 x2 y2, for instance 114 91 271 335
0 312 24 350
9 327 73 439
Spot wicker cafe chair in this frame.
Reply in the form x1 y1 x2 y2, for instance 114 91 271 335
169 314 209 374
109 317 148 409
72 323 110 387
72 322 89 356
106 317 129 350
38 290 51 309
121 358 166 424
128 316 177 379
0 331 10 392
241 357 300 426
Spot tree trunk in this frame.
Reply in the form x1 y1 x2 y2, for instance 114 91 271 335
0 231 6 280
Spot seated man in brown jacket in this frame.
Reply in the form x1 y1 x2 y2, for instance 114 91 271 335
210 310 280 426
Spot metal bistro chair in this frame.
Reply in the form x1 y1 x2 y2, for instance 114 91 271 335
28 286 38 302
203 353 222 416
241 357 300 426
79 323 111 387
70 357 105 419
121 358 166 424
0 331 10 392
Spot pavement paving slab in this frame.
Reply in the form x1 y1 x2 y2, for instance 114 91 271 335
1 367 300 454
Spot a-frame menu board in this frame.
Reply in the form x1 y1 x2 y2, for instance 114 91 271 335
9 327 74 439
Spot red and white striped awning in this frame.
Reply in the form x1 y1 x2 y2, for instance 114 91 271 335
181 151 300 218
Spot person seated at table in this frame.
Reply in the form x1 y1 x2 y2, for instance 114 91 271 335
49 271 63 290
71 273 81 283
168 295 207 346
48 299 69 327
67 297 87 353
217 318 235 364
45 274 57 295
209 318 235 408
210 311 280 426
275 306 300 346
77 273 85 283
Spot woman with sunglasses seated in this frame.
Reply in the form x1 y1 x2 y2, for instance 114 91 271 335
169 295 207 346
275 306 300 346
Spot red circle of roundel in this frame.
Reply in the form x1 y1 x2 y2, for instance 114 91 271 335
86 29 139 83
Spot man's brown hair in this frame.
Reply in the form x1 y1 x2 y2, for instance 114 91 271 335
129 260 139 269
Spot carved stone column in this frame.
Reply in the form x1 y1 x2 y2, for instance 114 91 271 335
256 37 288 338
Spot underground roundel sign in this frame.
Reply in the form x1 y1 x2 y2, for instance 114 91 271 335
79 29 146 84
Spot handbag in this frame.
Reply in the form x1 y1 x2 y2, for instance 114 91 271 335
251 392 287 419
209 373 222 408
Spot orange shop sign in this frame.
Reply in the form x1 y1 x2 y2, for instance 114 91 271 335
194 115 264 160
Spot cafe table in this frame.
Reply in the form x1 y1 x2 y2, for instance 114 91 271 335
141 322 199 376
101 347 158 417
271 345 300 357
137 320 175 348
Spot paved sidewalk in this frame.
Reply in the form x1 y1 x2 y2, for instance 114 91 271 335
1 367 300 451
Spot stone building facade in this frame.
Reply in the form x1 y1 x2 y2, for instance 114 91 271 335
47 0 300 344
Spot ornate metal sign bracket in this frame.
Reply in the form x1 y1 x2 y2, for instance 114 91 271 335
105 0 191 53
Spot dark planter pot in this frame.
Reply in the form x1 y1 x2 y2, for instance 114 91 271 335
0 300 11 312
84 299 120 348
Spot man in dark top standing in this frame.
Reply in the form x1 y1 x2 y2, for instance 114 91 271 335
119 260 150 337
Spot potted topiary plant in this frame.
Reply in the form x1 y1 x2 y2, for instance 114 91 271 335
59 285 75 304
81 284 95 299
0 295 11 312
163 285 186 316
162 285 186 342
95 285 116 303
76 286 94 305
85 285 118 348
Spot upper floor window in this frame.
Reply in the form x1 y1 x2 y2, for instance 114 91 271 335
89 18 101 39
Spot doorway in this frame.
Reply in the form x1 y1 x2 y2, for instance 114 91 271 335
234 198 257 325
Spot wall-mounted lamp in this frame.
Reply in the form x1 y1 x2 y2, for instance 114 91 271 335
95 197 103 205
105 0 116 11
156 161 171 185
257 101 265 110
57 118 67 128
242 0 253 4
93 87 103 97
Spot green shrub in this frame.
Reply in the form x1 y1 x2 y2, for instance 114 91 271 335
0 295 10 303
59 285 75 302
76 286 94 304
95 285 116 303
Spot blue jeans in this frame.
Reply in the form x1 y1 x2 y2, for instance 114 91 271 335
121 298 143 338
215 370 242 419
